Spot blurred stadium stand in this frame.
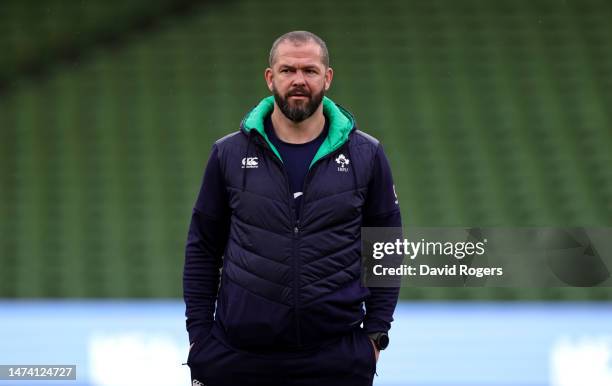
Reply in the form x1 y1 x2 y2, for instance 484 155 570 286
0 0 611 299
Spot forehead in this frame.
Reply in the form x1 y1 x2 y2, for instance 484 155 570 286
273 40 324 67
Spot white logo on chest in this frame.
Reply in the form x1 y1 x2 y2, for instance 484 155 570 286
241 157 258 168
335 154 350 172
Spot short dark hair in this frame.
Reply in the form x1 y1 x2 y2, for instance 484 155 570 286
269 31 329 68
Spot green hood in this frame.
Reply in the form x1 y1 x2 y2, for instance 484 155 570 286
240 96 355 168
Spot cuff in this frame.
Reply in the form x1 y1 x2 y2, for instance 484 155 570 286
363 317 391 334
187 320 213 345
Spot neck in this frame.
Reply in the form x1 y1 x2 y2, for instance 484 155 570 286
270 103 325 144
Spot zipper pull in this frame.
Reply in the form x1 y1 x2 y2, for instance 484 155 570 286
294 220 300 235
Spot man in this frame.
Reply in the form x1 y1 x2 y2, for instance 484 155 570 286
184 31 401 386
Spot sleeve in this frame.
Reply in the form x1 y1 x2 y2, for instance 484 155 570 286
183 144 231 344
362 144 403 334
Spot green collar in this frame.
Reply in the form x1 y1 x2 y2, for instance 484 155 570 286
240 96 355 168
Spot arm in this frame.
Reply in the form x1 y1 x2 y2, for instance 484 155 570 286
183 144 231 345
362 144 402 336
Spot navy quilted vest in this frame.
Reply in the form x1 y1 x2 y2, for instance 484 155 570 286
214 96 380 350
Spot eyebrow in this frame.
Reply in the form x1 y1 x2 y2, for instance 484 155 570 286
278 64 320 71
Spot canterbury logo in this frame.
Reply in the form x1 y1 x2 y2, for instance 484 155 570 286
241 157 258 168
192 379 205 386
335 154 350 172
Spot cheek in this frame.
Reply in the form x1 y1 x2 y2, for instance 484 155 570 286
311 78 327 92
273 78 291 90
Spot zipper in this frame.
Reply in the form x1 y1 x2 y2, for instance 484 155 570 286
250 131 303 347
292 218 300 346
293 140 351 345
248 131 352 348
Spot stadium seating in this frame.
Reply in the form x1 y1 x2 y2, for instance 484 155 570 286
0 0 610 299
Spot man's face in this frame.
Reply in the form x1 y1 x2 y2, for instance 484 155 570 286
265 40 333 122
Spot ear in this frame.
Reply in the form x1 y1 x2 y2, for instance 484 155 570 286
324 67 333 91
264 68 274 92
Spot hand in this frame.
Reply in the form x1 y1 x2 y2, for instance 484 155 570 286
369 338 380 363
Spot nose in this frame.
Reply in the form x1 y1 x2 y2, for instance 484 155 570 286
292 70 306 86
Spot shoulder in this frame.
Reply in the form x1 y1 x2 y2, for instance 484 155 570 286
350 129 380 152
214 130 247 156
209 131 249 172
345 130 382 182
352 129 380 147
215 130 243 147
349 129 381 161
